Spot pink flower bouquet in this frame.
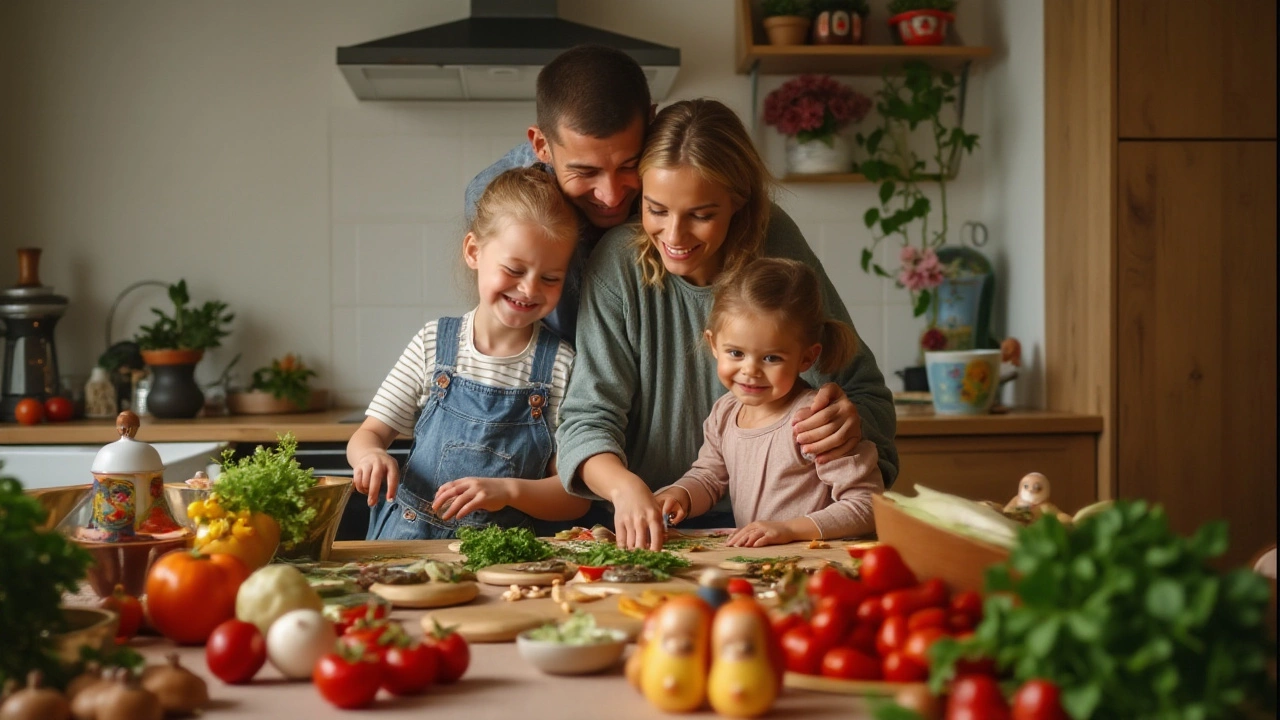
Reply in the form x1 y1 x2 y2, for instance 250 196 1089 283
763 75 871 145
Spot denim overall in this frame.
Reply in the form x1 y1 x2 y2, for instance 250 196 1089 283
366 316 559 540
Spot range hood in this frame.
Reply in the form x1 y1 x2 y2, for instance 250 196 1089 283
338 0 680 101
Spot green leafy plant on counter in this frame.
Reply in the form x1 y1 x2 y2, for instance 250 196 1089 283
250 354 317 408
762 0 812 19
134 279 234 351
213 433 317 547
887 0 956 14
0 472 93 686
930 500 1276 719
456 526 555 571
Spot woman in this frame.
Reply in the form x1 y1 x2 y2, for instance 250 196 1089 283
555 99 897 550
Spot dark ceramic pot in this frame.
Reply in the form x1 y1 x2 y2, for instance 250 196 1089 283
141 349 205 419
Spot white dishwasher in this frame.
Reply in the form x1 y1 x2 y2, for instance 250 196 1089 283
0 442 228 490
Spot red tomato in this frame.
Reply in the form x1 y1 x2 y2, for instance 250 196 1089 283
820 647 881 681
44 396 74 422
859 546 917 593
100 584 142 643
948 613 977 633
341 619 399 662
727 578 755 596
577 565 609 582
424 621 470 684
807 567 865 608
856 596 885 625
809 607 852 654
334 600 390 635
771 612 806 640
845 623 879 656
955 656 999 677
950 590 984 619
145 551 249 645
882 650 929 682
907 607 949 632
947 674 1010 720
382 641 440 696
876 615 911 657
882 588 925 618
314 649 381 709
903 627 948 668
13 397 43 425
918 578 949 607
780 626 823 675
206 620 267 684
1011 679 1068 720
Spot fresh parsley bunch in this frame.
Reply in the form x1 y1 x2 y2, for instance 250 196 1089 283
931 500 1276 719
456 526 555 570
565 543 692 578
214 433 317 546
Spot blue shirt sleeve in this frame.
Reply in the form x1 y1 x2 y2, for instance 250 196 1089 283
464 142 540 224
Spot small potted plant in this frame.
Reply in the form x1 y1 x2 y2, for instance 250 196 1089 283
133 280 234 419
887 0 957 45
227 354 327 415
764 74 872 174
761 0 813 46
811 0 870 44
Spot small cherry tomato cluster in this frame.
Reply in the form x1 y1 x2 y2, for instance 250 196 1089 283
944 674 1068 720
314 610 470 710
774 545 987 684
12 395 74 424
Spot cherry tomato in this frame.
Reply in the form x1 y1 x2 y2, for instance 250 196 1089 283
856 596 885 625
771 612 806 640
13 397 43 425
43 396 74 422
314 648 382 709
100 584 142 644
809 607 852 654
903 627 948 668
907 607 949 632
206 619 267 684
950 591 984 619
1011 679 1068 720
340 618 399 662
917 578 949 607
576 565 609 582
806 567 865 608
859 546 917 593
780 626 823 675
821 647 881 681
145 551 249 645
727 578 755 596
947 674 1010 720
334 600 390 635
382 641 440 696
845 623 879 656
424 620 470 684
948 613 977 633
883 588 926 617
955 656 999 677
882 650 929 682
876 614 911 657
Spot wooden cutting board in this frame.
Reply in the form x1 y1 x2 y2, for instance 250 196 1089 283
476 562 577 587
369 580 479 609
418 593 645 643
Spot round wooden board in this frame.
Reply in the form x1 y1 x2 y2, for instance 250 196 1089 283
368 580 479 609
418 603 548 643
476 562 577 587
784 671 926 696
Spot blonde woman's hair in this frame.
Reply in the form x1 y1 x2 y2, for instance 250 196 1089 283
632 100 774 287
470 165 579 246
708 258 859 375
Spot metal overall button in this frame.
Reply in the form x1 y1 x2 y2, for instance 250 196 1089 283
435 374 450 388
529 394 545 408
402 508 418 522
531 408 543 420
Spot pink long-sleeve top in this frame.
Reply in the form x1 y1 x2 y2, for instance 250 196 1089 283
668 388 885 539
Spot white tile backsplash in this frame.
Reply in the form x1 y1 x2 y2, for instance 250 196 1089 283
331 225 357 306
356 307 430 387
332 135 464 221
354 224 426 305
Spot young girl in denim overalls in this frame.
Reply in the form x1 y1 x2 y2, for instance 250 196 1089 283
347 167 590 540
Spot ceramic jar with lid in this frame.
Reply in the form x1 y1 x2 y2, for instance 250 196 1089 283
82 411 182 541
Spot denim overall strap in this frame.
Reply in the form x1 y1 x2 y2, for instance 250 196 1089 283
434 315 462 372
527 323 561 387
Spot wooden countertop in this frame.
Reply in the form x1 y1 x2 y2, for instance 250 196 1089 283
0 407 1102 445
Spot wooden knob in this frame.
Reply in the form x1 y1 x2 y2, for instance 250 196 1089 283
116 411 140 439
16 248 42 287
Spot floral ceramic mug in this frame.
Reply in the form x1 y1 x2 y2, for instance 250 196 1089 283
924 349 1005 415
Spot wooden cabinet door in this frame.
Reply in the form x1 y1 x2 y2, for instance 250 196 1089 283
1118 141 1277 566
1118 0 1276 139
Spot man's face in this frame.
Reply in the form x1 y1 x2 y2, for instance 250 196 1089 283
529 117 645 229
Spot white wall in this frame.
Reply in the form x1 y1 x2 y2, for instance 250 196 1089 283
0 0 1045 409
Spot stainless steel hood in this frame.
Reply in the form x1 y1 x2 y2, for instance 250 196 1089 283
337 0 680 101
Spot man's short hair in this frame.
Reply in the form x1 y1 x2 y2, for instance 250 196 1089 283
536 45 651 143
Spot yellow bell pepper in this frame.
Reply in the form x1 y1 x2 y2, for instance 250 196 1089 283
195 511 281 570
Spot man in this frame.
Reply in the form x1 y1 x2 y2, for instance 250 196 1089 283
465 45 898 505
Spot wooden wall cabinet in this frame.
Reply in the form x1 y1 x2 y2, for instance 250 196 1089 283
1047 0 1277 566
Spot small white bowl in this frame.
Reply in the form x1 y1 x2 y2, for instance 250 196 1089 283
515 628 628 675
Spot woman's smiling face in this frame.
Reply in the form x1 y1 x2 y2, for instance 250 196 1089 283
641 166 737 287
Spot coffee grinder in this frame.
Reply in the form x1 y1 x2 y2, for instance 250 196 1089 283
0 248 68 420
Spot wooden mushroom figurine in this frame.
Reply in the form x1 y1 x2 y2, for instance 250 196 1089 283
1005 472 1072 523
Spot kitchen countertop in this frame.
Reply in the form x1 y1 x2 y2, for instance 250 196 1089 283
0 408 1102 445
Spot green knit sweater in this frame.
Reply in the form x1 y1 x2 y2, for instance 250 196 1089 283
555 206 899 501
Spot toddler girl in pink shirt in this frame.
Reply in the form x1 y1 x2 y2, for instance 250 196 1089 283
655 258 885 547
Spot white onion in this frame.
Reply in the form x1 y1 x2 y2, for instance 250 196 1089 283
265 609 336 680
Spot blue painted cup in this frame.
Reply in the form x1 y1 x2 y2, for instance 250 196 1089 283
924 350 1002 415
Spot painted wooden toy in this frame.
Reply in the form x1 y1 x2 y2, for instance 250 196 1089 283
707 599 782 718
635 595 713 713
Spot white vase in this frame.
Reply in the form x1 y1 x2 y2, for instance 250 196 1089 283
785 135 852 174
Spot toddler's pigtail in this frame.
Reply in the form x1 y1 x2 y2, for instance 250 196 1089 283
816 319 859 374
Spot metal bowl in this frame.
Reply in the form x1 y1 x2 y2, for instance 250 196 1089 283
163 476 354 561
51 606 119 666
28 484 92 531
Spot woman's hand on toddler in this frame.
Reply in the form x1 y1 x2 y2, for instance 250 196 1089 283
792 382 862 464
353 450 400 506
654 488 689 526
726 521 795 548
431 477 512 520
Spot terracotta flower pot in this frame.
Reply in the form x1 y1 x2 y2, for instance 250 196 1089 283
888 9 954 46
763 15 811 46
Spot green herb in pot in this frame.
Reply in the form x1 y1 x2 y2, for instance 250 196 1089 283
213 433 317 548
930 500 1277 719
249 354 318 409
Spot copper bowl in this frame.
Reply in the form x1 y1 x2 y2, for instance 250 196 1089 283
50 607 119 665
75 534 191 598
871 493 1010 593
28 484 92 531
163 476 354 561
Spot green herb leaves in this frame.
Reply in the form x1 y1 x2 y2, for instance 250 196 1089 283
565 544 691 578
213 434 317 546
134 279 234 351
456 526 555 571
930 500 1276 719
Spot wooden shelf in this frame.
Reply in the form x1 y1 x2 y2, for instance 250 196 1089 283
781 172 868 183
735 0 991 75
